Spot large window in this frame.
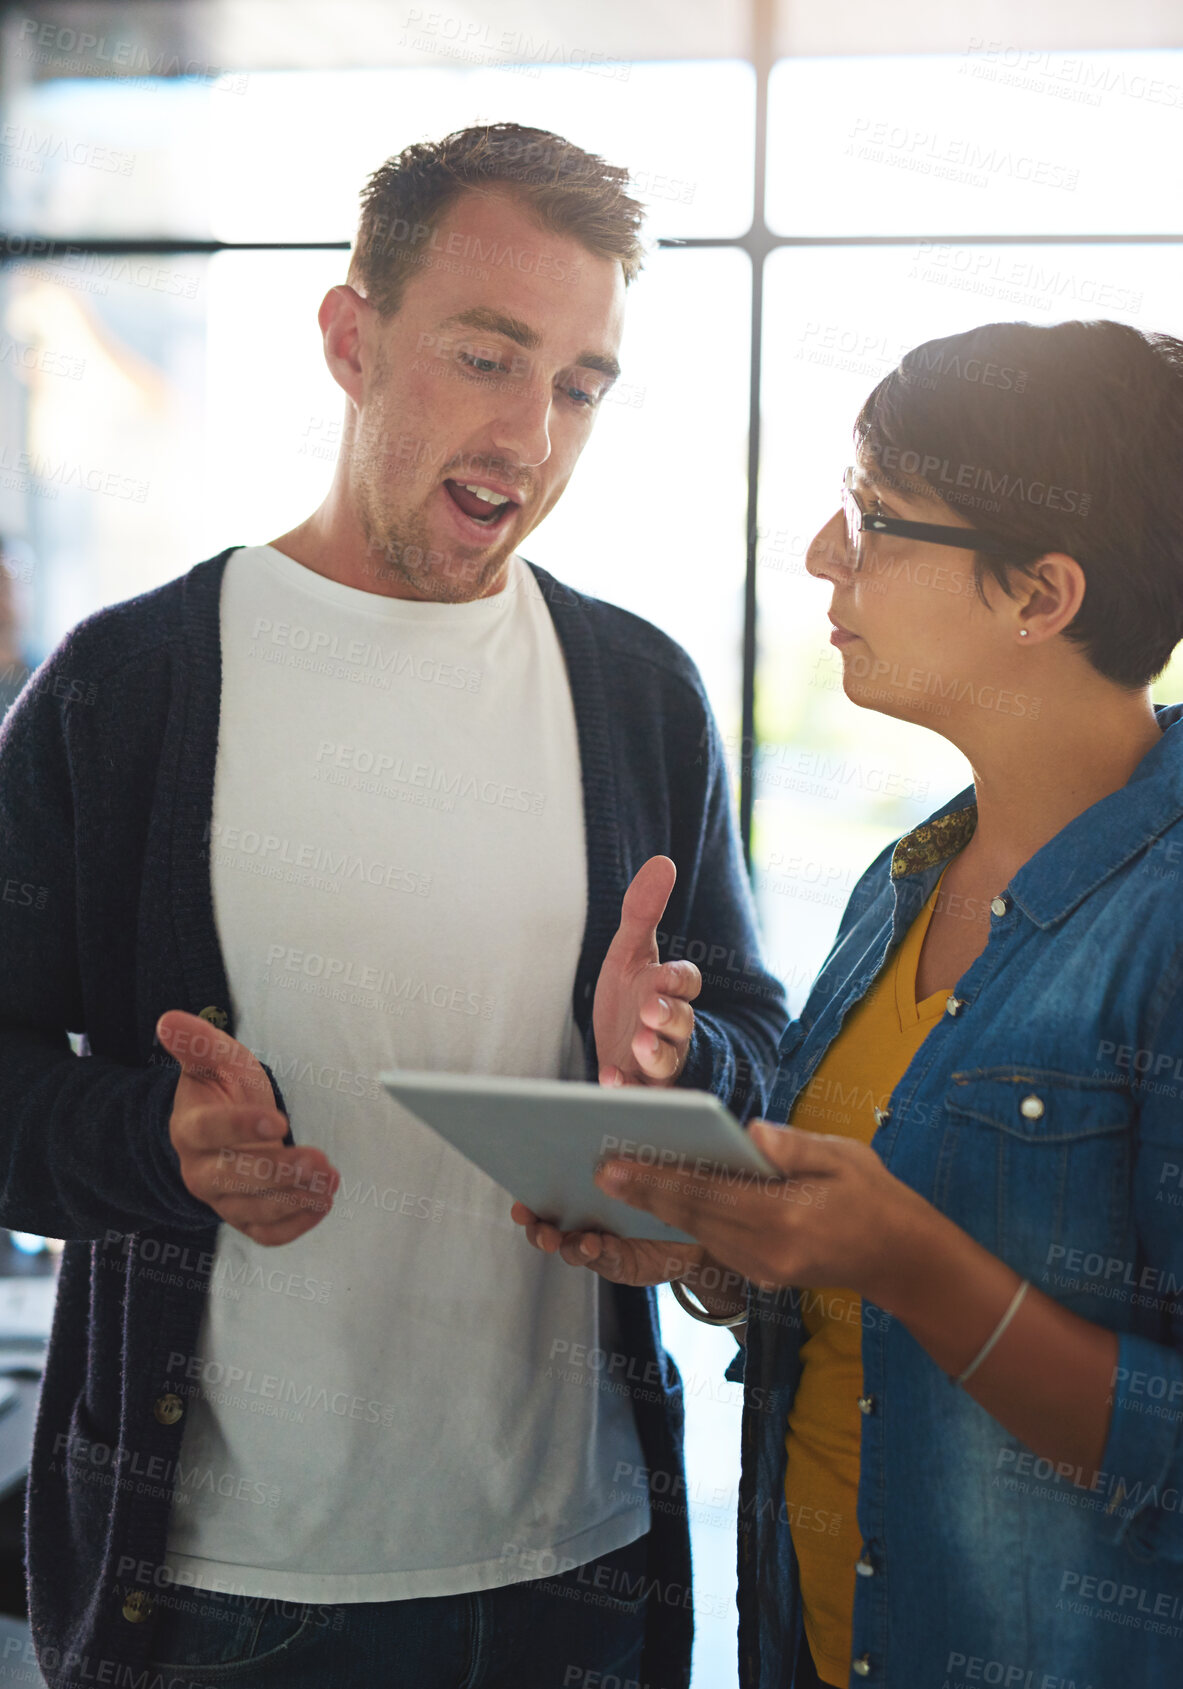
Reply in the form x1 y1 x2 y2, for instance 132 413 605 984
754 50 1183 1008
0 55 755 722
4 7 1183 1683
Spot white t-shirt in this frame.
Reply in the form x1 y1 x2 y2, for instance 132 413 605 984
162 544 649 1602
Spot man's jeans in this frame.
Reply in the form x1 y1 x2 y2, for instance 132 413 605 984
144 1533 650 1687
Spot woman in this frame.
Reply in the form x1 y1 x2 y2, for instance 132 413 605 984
514 319 1183 1688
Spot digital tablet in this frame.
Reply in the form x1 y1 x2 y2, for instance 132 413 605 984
378 1070 777 1244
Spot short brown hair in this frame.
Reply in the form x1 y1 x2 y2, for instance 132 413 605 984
347 122 647 315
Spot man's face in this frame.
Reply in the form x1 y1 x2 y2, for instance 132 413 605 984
347 189 626 601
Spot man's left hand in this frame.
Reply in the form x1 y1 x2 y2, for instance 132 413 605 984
593 855 701 1087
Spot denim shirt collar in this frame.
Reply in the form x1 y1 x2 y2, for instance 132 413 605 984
888 702 1183 931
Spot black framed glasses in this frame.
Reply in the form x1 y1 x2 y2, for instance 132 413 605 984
841 467 1022 571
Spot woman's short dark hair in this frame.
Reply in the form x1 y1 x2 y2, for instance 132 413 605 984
854 319 1183 688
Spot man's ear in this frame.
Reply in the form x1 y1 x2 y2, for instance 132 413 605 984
1011 552 1087 643
319 285 369 404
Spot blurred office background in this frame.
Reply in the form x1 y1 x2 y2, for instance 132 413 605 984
1 1 1182 1682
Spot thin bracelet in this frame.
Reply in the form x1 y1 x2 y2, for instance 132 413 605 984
670 1276 747 1329
953 1278 1030 1386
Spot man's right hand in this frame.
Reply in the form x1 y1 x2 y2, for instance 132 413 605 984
156 1010 339 1247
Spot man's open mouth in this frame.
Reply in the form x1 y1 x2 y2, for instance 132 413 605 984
442 479 519 529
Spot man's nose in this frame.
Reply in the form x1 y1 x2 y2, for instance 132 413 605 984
489 377 553 468
805 510 851 582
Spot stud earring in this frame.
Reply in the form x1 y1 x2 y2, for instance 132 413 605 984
1019 629 1030 639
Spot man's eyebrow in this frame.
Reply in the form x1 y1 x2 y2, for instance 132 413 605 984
437 307 620 382
438 306 541 350
574 351 621 382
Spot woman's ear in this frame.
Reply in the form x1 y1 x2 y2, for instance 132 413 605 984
1012 553 1086 643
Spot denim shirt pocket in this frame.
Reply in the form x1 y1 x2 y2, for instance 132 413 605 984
934 1068 1135 1287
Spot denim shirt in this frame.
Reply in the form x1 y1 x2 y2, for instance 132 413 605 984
733 703 1183 1689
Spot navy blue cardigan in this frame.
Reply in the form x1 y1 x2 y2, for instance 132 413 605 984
0 547 787 1688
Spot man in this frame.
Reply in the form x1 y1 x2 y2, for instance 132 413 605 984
0 124 786 1688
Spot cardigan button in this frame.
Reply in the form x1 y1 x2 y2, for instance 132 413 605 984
857 1394 875 1415
154 1393 183 1426
198 1005 228 1029
853 1656 873 1677
121 1591 154 1623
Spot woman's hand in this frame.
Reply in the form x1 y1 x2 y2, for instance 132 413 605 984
592 1119 939 1308
585 1123 1123 1489
509 1201 707 1288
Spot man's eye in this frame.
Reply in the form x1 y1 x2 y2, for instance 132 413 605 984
459 352 505 375
564 380 608 408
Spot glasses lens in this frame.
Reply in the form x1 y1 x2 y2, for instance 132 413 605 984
841 473 861 569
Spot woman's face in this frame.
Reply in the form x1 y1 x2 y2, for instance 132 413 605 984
805 454 1032 735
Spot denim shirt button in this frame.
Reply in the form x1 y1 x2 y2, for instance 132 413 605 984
872 1106 889 1127
856 1548 875 1576
853 1656 873 1677
990 895 1009 917
945 995 966 1017
857 1393 875 1414
1020 1094 1045 1120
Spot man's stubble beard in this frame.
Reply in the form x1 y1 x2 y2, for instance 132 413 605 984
355 493 512 604
350 379 514 604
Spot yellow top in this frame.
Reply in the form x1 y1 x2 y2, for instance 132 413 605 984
783 869 950 1687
